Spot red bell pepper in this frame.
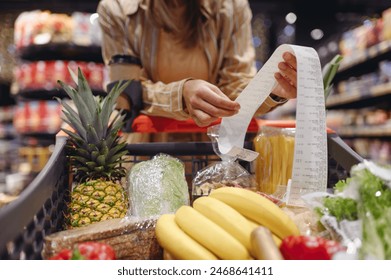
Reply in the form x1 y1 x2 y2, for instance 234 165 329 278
49 242 116 260
280 235 345 260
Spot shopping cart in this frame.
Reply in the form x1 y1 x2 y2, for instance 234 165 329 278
0 116 363 259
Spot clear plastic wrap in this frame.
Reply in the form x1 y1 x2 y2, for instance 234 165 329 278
192 125 257 201
302 161 391 260
127 153 189 218
253 125 295 195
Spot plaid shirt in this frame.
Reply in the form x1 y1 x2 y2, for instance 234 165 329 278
97 0 283 120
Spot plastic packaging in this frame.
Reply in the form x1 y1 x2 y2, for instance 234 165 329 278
302 160 391 260
127 153 189 218
253 125 295 195
192 125 257 201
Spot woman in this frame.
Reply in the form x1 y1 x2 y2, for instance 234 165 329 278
97 0 297 130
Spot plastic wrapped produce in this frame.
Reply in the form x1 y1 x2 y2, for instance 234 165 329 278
127 154 189 218
192 125 257 201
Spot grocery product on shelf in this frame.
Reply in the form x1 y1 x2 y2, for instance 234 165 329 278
8 8 106 199
14 10 101 50
13 60 105 94
13 100 62 135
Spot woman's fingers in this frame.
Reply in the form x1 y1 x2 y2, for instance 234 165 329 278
183 79 240 127
278 61 297 88
283 52 297 70
194 97 239 118
274 72 297 99
191 109 218 127
206 85 240 111
273 52 298 99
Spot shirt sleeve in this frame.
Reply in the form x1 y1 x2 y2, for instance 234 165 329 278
216 0 283 116
97 0 190 120
97 1 132 67
139 72 191 120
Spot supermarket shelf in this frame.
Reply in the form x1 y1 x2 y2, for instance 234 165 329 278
337 124 391 138
17 44 103 63
16 88 106 100
326 82 391 109
335 40 391 82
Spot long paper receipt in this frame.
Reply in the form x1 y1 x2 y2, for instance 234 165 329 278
217 44 327 206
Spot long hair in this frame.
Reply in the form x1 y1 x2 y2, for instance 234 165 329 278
147 0 204 48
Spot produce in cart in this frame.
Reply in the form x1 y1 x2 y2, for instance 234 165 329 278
155 187 301 260
57 68 130 228
49 241 116 260
305 161 391 260
127 153 189 218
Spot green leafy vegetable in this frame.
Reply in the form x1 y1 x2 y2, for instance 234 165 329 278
315 196 358 222
317 163 391 259
352 168 391 259
322 54 344 100
127 154 189 217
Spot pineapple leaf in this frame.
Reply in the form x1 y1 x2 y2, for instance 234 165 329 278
107 142 127 159
75 148 90 159
61 128 84 144
100 82 119 127
58 80 94 128
108 109 126 130
68 66 78 85
61 111 87 140
97 155 106 166
100 80 131 127
91 151 100 161
107 150 129 164
71 156 88 165
87 143 98 153
86 124 100 144
57 96 90 140
108 120 125 142
86 161 97 169
105 131 118 149
92 110 105 139
75 167 89 173
94 166 105 172
77 68 99 118
99 144 109 159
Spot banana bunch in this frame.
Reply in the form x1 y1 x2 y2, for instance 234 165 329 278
155 187 300 260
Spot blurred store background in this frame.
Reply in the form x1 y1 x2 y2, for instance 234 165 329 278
0 0 390 206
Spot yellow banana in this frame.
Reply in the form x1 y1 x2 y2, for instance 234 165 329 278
246 218 282 247
155 214 217 260
209 187 300 239
193 196 255 254
175 205 252 260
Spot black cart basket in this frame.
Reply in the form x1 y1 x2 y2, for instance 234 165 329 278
0 133 363 259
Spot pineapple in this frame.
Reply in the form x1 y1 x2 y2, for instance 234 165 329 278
57 68 130 228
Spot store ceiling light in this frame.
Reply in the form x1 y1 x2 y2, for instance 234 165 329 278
285 12 297 24
284 25 295 36
310 29 324 40
90 13 99 24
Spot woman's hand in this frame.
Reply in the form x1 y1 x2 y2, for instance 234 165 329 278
273 52 297 99
183 79 240 127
